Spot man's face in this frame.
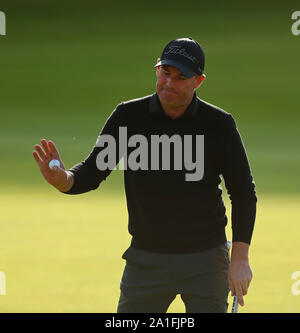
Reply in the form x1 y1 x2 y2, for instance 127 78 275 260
156 64 201 109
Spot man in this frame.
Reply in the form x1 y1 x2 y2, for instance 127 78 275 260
32 37 257 313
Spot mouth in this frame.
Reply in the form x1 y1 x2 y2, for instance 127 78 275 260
162 88 178 96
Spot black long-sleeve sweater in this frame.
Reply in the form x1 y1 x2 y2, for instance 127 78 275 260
63 93 257 253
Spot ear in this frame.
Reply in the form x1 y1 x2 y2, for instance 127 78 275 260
156 58 161 76
195 74 206 89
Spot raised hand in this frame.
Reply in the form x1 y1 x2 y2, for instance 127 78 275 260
32 139 73 192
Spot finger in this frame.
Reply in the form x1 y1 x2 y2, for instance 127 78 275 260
241 282 248 296
32 151 42 166
247 278 251 289
235 286 244 306
228 277 235 297
41 139 52 158
48 140 60 159
34 144 47 161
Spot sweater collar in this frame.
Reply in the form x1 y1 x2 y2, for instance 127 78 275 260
149 92 198 119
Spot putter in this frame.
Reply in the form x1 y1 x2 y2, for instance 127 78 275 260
226 241 239 313
231 295 238 313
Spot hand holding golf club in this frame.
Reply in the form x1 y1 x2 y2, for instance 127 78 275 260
228 241 253 308
32 139 73 192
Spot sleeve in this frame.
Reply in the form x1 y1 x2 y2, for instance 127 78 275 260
62 103 124 195
220 114 257 244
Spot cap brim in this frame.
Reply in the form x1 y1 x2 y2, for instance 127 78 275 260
154 59 195 78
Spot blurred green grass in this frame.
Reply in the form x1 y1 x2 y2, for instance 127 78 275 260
1 0 300 312
0 188 300 312
1 1 299 193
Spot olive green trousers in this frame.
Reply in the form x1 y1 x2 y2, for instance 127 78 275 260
117 243 230 313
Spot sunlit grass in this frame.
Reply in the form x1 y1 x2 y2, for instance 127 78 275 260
0 187 299 312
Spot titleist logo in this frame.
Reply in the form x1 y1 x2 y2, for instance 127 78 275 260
164 46 197 63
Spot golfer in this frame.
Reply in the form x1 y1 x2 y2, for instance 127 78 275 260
33 37 257 313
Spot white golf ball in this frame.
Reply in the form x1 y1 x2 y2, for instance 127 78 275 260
49 159 60 170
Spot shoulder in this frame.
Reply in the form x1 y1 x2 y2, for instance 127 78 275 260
110 95 152 121
118 94 152 110
197 98 231 119
197 98 236 128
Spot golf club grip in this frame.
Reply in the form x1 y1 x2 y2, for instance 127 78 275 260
231 295 238 313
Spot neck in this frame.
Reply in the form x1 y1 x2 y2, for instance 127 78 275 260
159 94 194 120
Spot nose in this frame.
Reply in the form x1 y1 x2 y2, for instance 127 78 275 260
165 76 174 88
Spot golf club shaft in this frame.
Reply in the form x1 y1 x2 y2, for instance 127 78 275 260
227 241 239 313
231 295 238 313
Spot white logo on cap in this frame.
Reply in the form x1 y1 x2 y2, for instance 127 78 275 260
165 46 197 63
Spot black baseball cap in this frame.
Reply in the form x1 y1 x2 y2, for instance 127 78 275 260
154 37 205 78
